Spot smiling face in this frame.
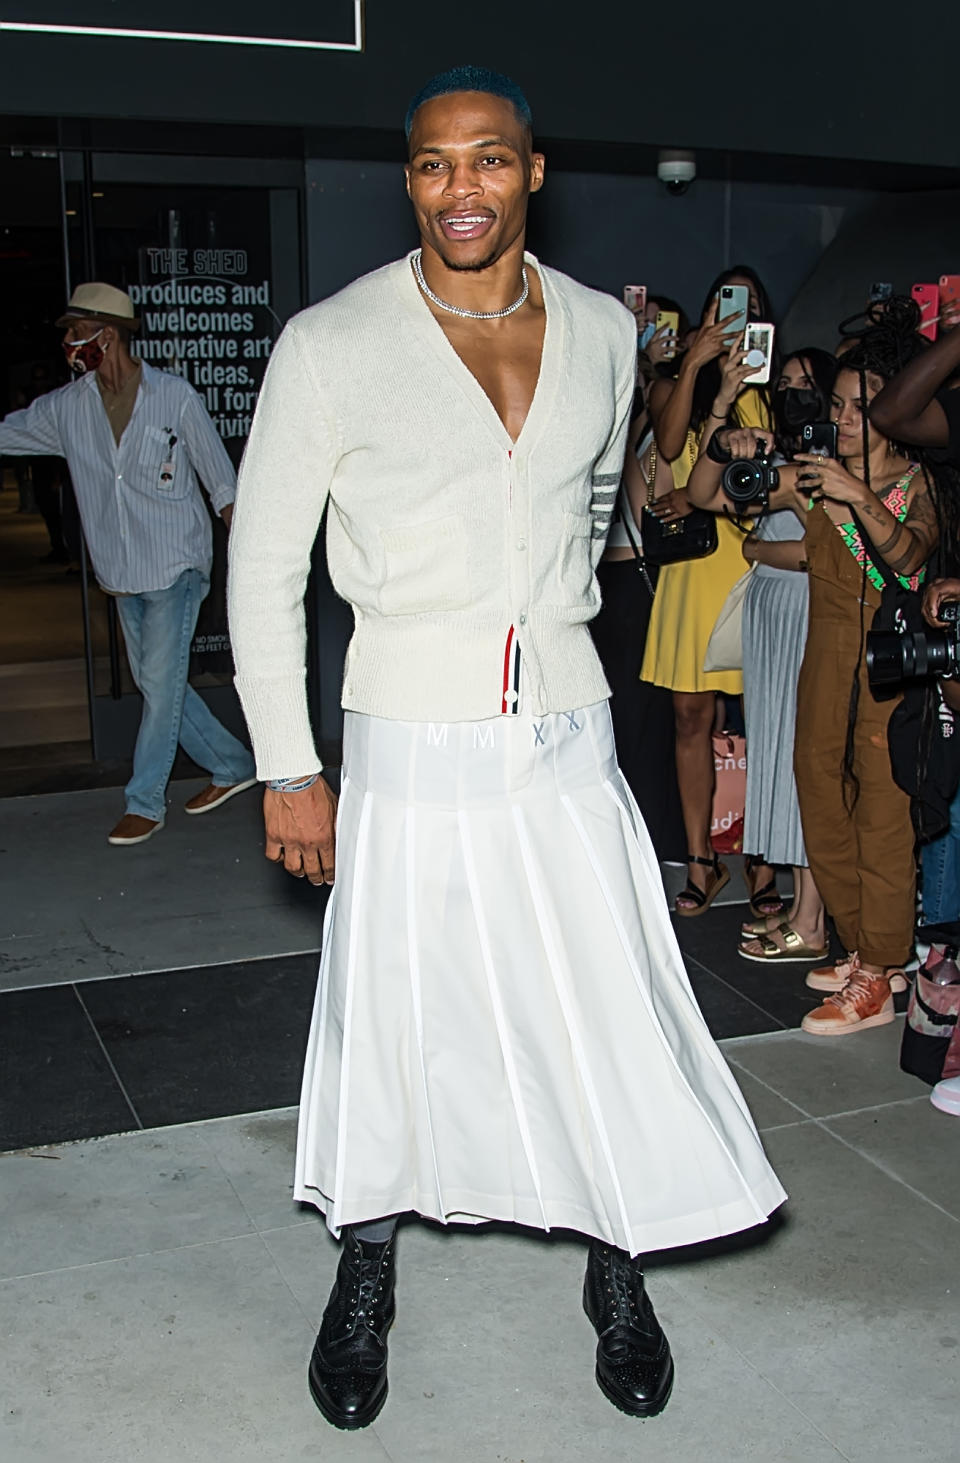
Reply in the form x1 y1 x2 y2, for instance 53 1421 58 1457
405 91 544 272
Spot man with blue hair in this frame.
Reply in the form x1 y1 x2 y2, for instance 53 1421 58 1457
228 66 785 1432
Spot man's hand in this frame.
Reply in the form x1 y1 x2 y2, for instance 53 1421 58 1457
264 776 338 885
220 503 234 530
923 577 960 628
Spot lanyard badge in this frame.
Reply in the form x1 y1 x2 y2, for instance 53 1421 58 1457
158 430 178 490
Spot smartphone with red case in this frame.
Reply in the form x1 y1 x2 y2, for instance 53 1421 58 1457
912 283 939 341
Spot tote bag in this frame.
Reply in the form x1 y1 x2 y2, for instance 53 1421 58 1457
703 566 754 673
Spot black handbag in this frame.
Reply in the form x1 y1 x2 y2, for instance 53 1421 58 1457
640 436 718 566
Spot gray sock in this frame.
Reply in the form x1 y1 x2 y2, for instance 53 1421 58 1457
350 1216 398 1245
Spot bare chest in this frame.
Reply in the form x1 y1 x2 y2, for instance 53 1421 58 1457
437 312 547 443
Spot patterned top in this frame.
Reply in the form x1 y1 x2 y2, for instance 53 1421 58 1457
834 465 925 593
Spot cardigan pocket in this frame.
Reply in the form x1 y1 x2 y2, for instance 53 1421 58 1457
551 511 595 605
379 513 470 615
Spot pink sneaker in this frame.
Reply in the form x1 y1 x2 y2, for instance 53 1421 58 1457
931 1076 960 1116
801 973 895 1036
805 951 859 993
806 951 906 994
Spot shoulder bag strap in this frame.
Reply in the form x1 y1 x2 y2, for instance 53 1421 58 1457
622 442 656 598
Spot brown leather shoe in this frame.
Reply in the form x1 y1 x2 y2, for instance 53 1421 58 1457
184 778 257 815
107 814 163 846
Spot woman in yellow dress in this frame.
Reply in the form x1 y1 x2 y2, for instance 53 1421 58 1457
641 268 780 917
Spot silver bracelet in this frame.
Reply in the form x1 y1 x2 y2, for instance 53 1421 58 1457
267 773 319 793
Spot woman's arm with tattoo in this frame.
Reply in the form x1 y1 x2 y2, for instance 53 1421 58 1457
856 483 938 576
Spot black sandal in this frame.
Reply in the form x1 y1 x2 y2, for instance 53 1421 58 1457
744 855 786 919
676 853 730 919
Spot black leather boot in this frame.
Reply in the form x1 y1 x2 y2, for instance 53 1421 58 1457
582 1239 674 1417
308 1229 397 1429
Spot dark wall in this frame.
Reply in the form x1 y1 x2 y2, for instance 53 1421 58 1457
783 190 960 351
2 3 960 171
305 157 876 331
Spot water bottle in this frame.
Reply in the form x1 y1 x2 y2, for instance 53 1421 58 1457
930 945 960 986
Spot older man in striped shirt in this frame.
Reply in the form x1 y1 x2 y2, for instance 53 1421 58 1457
0 283 256 844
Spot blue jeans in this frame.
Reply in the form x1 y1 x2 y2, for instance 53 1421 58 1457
115 569 256 822
921 778 960 925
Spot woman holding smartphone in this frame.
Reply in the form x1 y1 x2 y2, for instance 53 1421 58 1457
686 349 836 963
641 265 781 918
790 313 939 1033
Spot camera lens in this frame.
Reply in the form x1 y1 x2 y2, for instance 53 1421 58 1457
866 629 955 685
722 460 762 505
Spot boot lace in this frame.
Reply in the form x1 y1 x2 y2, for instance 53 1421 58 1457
347 1250 390 1331
599 1249 642 1327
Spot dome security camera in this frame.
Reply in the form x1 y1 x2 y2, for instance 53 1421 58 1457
657 149 696 196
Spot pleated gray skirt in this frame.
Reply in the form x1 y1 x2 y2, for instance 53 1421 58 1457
742 567 810 866
294 701 786 1256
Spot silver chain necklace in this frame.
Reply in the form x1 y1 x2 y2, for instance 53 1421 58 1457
412 249 528 320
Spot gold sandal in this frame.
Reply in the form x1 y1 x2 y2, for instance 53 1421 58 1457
739 921 828 963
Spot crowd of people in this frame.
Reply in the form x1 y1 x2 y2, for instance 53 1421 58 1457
3 61 960 1429
591 265 960 1113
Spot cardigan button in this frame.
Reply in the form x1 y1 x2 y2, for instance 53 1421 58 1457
518 613 527 626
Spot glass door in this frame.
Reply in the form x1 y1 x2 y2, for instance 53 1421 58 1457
61 150 304 758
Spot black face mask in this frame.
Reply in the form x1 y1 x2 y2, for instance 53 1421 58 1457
774 386 821 432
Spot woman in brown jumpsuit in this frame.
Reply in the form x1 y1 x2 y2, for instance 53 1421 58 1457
793 331 939 1036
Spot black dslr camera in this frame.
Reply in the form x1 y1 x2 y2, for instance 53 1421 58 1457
866 602 960 687
705 432 780 508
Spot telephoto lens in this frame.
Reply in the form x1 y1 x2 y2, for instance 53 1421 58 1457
866 604 960 687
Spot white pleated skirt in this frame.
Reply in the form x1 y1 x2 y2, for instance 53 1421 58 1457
294 701 786 1256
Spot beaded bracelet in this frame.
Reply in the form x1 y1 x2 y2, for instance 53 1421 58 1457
267 772 320 793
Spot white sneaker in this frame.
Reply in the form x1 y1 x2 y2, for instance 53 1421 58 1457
931 1075 960 1116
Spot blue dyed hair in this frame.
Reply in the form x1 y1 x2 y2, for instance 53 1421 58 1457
404 65 533 142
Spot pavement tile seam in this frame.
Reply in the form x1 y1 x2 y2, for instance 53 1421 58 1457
255 1220 320 1238
70 982 144 1133
726 1057 814 1121
683 949 788 1032
0 943 323 996
720 1026 825 1048
753 1118 814 1135
0 1226 267 1285
814 1095 930 1123
196 1139 310 1240
813 1116 960 1226
656 1272 856 1461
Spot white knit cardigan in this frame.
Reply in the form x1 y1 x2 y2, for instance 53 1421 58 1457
227 252 636 779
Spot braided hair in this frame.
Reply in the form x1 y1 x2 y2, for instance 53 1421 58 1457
832 297 960 806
